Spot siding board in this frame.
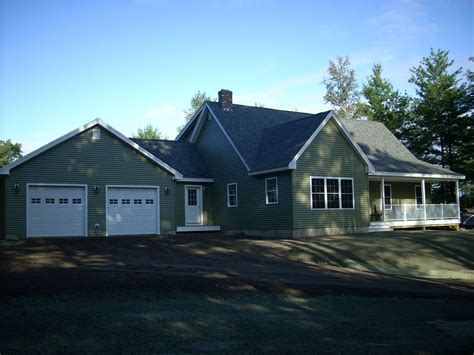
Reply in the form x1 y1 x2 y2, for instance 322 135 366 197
292 119 370 229
194 115 293 231
4 127 176 237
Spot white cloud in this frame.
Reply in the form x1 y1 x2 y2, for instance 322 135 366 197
144 104 177 119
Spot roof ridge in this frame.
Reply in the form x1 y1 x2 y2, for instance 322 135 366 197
206 100 321 116
262 110 331 130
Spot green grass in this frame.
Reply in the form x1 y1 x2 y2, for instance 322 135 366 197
1 289 473 353
256 230 474 280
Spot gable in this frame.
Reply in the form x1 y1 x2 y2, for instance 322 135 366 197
7 126 176 179
0 119 183 178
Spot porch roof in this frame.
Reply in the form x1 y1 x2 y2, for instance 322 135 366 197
341 119 464 179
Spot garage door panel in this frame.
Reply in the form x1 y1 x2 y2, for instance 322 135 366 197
107 187 159 236
28 185 86 237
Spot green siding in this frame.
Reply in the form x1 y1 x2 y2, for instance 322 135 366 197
369 180 432 213
193 113 293 231
292 118 370 229
175 183 214 226
0 176 5 238
4 127 176 238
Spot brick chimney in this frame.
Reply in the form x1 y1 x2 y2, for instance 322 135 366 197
218 89 233 111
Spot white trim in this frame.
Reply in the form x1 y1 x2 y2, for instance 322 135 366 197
176 178 214 183
421 179 427 220
309 176 355 210
369 171 465 180
265 177 278 205
189 108 207 143
206 105 251 171
289 111 375 172
248 166 292 176
105 185 160 236
0 118 184 179
176 225 221 232
184 185 203 226
384 184 392 210
383 218 460 228
415 185 423 208
227 182 238 207
456 180 460 220
175 104 207 141
26 183 88 238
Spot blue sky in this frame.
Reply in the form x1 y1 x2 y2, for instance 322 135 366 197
1 0 472 154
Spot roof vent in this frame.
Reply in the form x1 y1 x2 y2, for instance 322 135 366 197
218 89 233 111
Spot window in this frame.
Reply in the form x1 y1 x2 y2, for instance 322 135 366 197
121 199 130 204
265 177 278 204
109 199 118 204
187 189 197 206
384 185 392 210
145 199 154 204
310 177 354 210
72 198 82 204
227 183 238 207
31 198 41 204
133 199 142 205
59 198 69 204
45 198 55 204
92 128 100 140
326 179 340 208
415 185 423 207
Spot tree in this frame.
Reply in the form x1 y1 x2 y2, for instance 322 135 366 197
177 91 211 133
359 64 412 137
322 56 360 119
406 49 472 170
133 124 166 140
0 140 22 167
406 49 473 204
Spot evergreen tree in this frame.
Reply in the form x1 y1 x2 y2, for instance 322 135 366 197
359 64 411 138
177 91 211 133
406 49 472 172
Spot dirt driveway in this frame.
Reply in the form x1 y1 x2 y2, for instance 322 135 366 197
1 232 473 297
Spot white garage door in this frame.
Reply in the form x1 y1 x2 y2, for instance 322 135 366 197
28 185 87 237
106 186 160 236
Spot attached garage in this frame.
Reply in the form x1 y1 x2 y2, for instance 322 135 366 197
27 184 87 237
106 186 160 236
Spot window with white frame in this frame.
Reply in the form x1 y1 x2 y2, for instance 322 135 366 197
415 185 423 207
227 183 238 207
310 177 354 209
265 177 278 204
384 184 392 210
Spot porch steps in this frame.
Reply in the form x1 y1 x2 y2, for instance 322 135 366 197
368 222 393 233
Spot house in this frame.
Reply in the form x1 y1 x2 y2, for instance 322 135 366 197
0 90 464 239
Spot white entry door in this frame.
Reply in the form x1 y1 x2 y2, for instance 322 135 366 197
106 186 159 236
185 186 202 225
27 185 87 237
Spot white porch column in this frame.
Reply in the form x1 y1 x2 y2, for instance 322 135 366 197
421 179 427 220
380 178 385 221
455 180 460 220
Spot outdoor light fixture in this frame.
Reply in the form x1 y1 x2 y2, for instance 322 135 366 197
203 186 208 193
94 185 100 193
164 186 170 194
13 184 20 193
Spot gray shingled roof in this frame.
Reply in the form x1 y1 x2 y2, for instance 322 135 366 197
205 101 462 177
206 101 330 171
340 119 463 176
130 139 211 178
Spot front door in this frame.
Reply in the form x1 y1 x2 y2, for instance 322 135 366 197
185 186 202 225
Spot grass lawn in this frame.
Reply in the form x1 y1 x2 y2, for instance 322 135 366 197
251 229 474 280
1 289 474 353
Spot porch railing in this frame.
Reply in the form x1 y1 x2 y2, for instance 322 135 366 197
385 204 458 221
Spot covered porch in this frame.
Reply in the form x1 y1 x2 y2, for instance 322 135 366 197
368 175 461 230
